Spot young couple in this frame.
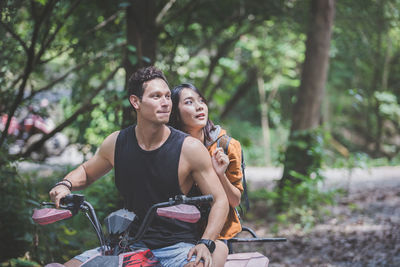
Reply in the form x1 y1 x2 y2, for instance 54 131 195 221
49 66 243 267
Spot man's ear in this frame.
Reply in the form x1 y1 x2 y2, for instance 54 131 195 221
129 95 140 110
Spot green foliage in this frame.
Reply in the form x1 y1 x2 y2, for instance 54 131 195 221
327 0 400 160
248 183 336 232
0 157 120 264
0 151 35 262
2 0 400 261
2 0 400 167
224 120 265 166
375 92 400 120
278 171 335 209
281 128 325 184
1 257 40 267
332 151 400 169
248 181 337 232
262 127 338 229
223 119 289 166
0 0 125 159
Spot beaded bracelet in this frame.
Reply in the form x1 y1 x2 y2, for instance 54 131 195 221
54 181 71 191
62 179 73 189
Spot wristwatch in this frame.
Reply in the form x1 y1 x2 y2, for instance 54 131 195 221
197 239 216 253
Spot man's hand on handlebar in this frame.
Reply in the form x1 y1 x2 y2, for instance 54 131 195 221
49 185 71 208
187 243 212 267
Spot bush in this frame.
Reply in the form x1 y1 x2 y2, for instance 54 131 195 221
0 155 121 265
0 150 36 262
245 128 338 230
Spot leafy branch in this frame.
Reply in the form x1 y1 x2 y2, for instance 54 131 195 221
20 65 121 158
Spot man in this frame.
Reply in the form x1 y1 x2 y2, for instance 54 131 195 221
49 66 229 267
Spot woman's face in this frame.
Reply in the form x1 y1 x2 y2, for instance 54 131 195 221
178 88 208 132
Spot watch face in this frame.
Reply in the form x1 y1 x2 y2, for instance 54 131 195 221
208 240 216 253
199 239 216 253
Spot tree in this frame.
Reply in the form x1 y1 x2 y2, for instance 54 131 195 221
122 0 160 127
155 0 288 115
232 21 305 165
327 0 400 160
279 0 335 190
1 0 291 162
0 1 125 162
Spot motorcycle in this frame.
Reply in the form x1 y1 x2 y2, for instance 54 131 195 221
33 194 285 266
1 112 68 159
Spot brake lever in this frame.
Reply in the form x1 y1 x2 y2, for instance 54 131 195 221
41 201 55 206
41 202 69 209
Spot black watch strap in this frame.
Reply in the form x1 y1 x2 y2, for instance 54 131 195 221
197 239 216 253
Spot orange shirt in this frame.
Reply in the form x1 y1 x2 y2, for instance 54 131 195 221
207 128 243 239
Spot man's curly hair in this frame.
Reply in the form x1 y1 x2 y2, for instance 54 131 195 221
128 66 169 98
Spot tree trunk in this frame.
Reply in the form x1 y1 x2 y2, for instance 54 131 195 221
290 0 334 132
257 74 271 166
122 0 158 128
374 33 392 157
279 0 335 188
370 1 384 157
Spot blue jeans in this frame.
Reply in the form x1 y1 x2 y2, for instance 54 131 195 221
74 241 197 267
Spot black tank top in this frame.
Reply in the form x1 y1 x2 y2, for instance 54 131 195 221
114 125 198 249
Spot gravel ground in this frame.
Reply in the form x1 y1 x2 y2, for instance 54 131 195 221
245 166 400 192
234 166 400 267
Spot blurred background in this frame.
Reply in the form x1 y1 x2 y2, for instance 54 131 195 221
1 0 399 266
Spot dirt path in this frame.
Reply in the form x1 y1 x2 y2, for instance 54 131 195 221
238 167 400 266
245 166 400 191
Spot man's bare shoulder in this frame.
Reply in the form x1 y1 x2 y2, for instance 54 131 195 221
181 136 210 165
98 131 120 159
103 131 120 145
182 136 206 151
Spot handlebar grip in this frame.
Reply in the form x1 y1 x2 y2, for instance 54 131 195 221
60 194 75 205
182 194 213 205
59 194 85 215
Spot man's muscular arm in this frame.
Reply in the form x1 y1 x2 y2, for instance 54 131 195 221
182 137 229 265
49 131 118 207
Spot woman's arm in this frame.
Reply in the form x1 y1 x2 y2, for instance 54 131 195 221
211 140 243 207
216 169 241 207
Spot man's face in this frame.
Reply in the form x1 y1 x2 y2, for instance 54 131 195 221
131 78 172 125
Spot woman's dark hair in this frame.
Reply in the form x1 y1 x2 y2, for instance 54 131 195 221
169 83 216 142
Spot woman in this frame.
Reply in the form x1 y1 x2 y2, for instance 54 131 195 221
169 83 243 266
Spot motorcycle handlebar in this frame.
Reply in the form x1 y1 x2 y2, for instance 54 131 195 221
41 194 85 214
126 194 214 244
47 193 213 210
171 194 213 205
41 193 214 250
60 194 79 205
